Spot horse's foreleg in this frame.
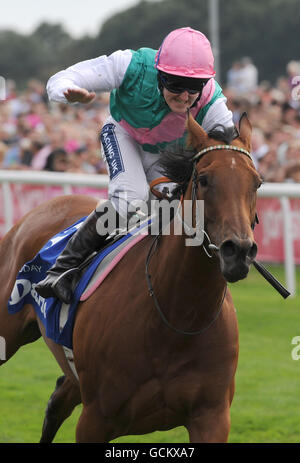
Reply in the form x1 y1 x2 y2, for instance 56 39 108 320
186 405 231 443
40 375 81 443
0 304 40 366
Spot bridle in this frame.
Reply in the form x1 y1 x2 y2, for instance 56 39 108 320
192 144 253 162
146 143 254 336
190 144 254 253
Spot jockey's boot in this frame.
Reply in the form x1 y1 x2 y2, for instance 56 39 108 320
35 200 119 304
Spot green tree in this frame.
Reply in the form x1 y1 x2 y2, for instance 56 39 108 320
93 0 209 56
0 30 44 86
92 0 300 84
0 0 299 86
30 22 73 81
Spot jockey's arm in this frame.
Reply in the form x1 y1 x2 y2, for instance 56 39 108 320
201 97 234 132
46 49 132 104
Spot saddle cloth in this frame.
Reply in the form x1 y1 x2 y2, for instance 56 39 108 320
7 217 149 349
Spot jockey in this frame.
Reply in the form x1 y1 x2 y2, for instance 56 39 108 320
36 27 234 304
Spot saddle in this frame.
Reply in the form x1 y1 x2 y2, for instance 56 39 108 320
8 216 150 349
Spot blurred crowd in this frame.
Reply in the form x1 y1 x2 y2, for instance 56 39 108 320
225 58 300 182
0 79 109 174
1 58 300 182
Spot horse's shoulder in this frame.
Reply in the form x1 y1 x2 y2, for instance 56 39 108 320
3 194 98 271
38 194 98 218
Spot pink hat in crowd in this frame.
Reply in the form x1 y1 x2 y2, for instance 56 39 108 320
155 27 216 78
64 139 80 153
26 113 42 129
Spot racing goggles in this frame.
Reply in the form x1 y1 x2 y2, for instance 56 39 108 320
159 72 209 95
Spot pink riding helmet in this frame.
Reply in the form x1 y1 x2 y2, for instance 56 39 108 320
155 27 216 78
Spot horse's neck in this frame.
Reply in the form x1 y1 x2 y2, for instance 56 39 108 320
150 229 226 330
157 230 224 289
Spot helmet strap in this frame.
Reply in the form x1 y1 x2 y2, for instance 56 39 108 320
190 92 202 108
157 73 166 98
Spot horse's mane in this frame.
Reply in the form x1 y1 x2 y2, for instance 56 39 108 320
158 125 238 196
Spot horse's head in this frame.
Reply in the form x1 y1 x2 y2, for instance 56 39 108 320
186 112 262 282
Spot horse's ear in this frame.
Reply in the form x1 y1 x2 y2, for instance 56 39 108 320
186 110 209 149
238 112 252 151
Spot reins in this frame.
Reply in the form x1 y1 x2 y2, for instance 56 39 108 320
145 231 227 336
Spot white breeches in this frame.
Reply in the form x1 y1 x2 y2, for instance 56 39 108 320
100 116 173 218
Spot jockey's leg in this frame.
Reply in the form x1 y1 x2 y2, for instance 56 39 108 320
101 117 150 218
36 118 150 304
35 200 118 303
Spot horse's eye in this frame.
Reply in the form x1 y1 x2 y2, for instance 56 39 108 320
256 178 263 190
199 175 208 188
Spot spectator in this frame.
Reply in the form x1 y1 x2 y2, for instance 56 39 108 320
44 148 69 172
0 141 8 165
226 57 258 98
67 145 97 174
2 58 300 185
0 78 109 175
227 61 244 94
251 127 270 170
223 58 300 183
239 57 258 94
286 60 300 108
1 137 33 169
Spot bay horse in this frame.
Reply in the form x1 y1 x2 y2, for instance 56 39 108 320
0 113 261 443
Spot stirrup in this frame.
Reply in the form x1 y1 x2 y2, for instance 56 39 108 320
50 267 81 304
51 266 80 290
52 266 80 285
51 252 101 295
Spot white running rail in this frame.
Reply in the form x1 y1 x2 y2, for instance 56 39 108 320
0 171 298 295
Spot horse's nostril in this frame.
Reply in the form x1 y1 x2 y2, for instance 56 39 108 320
220 239 257 261
220 240 237 259
248 242 258 260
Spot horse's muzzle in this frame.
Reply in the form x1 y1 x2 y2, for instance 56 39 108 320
219 237 257 282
